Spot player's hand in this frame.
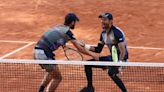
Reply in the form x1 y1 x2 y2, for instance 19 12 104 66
93 56 99 61
62 45 69 50
78 40 85 47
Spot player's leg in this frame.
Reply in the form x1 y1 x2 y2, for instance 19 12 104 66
108 67 127 92
38 72 51 92
79 57 110 92
33 48 57 92
33 49 51 92
85 59 95 88
46 65 62 92
107 56 127 92
38 64 55 92
84 57 110 86
79 59 95 92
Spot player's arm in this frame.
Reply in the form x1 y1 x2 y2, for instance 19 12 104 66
118 42 126 61
89 41 104 53
66 30 99 60
70 40 95 56
84 34 105 53
116 31 126 61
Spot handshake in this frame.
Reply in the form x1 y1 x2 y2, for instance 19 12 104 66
77 40 99 61
78 40 92 50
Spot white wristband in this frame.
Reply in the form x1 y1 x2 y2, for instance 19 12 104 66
85 45 91 50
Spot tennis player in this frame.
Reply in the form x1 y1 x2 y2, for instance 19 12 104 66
79 13 128 92
33 13 98 92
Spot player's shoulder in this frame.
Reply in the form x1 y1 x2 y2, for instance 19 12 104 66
112 25 125 37
50 24 70 33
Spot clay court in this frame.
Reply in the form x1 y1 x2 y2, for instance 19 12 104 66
0 0 164 92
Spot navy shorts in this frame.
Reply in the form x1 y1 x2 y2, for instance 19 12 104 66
88 55 127 75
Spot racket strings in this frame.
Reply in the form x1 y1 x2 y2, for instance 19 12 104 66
65 48 83 61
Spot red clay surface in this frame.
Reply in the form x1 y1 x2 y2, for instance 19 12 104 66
0 0 164 92
0 42 27 58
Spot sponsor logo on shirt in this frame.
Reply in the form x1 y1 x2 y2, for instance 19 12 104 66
119 38 123 41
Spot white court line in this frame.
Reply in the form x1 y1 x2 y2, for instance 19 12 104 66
84 44 164 51
0 42 35 59
0 40 164 51
0 40 35 44
128 46 164 51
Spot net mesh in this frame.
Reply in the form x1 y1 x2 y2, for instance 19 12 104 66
0 59 164 92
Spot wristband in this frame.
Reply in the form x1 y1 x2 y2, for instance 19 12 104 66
85 45 91 50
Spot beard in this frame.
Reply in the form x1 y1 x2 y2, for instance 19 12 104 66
102 23 110 29
70 25 75 29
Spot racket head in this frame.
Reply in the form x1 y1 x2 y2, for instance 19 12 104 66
111 45 118 62
64 48 83 61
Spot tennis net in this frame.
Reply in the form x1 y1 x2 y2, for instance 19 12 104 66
0 59 164 92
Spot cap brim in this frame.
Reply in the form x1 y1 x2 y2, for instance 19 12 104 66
98 15 108 19
76 18 79 22
98 15 103 18
98 15 113 20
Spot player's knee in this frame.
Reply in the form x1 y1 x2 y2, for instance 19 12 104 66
53 74 62 82
57 75 62 82
50 70 62 82
108 67 119 77
55 72 62 81
108 70 115 77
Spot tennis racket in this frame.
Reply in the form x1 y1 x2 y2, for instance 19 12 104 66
62 46 83 61
111 45 118 62
111 45 123 74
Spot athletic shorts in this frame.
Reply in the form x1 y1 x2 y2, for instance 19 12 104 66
33 48 55 72
87 55 128 75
